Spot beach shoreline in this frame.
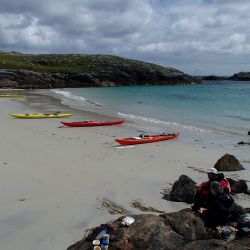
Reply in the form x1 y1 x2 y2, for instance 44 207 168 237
0 90 249 250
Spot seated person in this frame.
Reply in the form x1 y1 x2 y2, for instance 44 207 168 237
192 167 231 212
199 181 234 228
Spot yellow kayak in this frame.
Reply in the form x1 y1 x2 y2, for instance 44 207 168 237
0 94 25 98
9 113 72 119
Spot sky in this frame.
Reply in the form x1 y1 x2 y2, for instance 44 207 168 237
0 0 250 76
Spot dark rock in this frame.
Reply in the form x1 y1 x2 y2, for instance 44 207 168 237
159 212 208 241
227 178 249 194
67 214 185 250
181 238 250 249
232 180 248 194
248 131 250 136
162 175 197 204
230 72 250 81
201 75 229 80
214 154 244 171
203 71 250 82
67 212 207 250
238 141 250 145
0 78 18 88
67 212 250 250
231 203 250 222
227 178 237 188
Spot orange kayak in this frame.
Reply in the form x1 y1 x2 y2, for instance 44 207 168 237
115 132 179 145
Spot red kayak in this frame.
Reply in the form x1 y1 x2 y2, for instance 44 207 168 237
115 132 179 145
61 119 125 127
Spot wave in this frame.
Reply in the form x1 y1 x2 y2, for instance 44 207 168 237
117 112 209 133
51 89 102 107
224 115 250 122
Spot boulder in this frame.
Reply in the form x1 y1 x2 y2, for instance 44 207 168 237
182 238 250 249
231 203 250 222
248 131 250 136
163 175 197 204
67 212 250 250
67 212 208 250
231 180 248 194
159 211 208 241
214 154 244 171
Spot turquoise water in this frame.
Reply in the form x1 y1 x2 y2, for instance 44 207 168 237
51 81 250 139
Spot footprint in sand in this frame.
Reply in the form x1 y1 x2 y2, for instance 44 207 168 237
97 198 130 215
19 199 27 202
130 199 164 213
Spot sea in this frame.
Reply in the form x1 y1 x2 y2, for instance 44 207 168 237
46 80 250 154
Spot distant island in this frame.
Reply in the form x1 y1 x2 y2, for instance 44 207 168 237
0 52 201 89
201 72 250 81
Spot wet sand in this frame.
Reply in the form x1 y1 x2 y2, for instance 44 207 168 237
0 91 249 250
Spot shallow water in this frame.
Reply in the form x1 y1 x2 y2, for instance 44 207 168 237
46 81 249 143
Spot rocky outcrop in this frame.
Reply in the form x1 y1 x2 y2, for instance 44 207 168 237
238 141 250 145
0 69 101 89
67 212 250 250
214 154 244 171
228 179 248 194
0 54 201 89
200 72 250 81
201 75 229 80
163 175 197 204
230 72 250 81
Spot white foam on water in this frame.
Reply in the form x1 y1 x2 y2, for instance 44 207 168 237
117 112 210 133
51 89 87 101
51 89 102 107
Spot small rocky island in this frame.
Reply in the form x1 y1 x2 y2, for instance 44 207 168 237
201 72 250 81
0 52 201 89
230 72 250 81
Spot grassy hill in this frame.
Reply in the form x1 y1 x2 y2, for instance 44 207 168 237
0 52 201 88
0 52 175 73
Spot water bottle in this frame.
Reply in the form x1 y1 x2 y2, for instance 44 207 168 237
95 230 107 240
100 234 109 250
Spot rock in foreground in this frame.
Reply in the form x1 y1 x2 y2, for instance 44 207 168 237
67 212 250 250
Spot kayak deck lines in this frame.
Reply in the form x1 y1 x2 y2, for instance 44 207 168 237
115 132 179 145
9 113 73 119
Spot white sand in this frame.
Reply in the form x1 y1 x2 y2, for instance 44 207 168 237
0 94 249 250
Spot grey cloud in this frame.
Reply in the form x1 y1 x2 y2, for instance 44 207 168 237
83 0 132 12
6 15 33 29
0 0 249 75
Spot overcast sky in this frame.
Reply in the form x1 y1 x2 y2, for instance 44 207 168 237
0 0 250 75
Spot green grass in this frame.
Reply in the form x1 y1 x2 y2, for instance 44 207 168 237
0 52 168 74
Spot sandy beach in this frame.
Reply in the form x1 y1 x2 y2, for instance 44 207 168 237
0 92 249 250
